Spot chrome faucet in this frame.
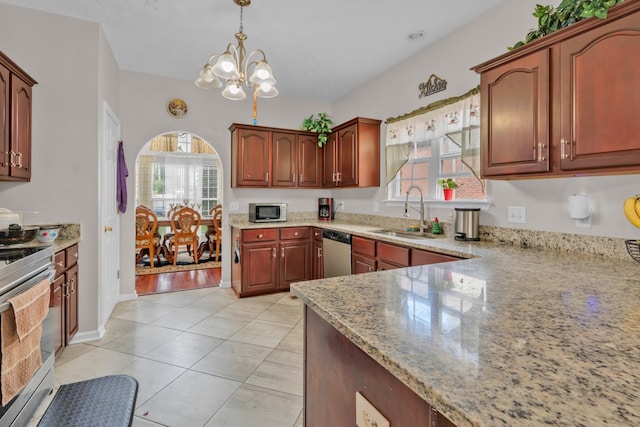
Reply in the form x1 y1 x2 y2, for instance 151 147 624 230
404 185 426 233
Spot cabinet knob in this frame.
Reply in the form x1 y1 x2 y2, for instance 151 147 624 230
294 232 298 236
281 247 285 258
265 172 269 182
56 261 64 267
272 248 276 258
258 233 263 238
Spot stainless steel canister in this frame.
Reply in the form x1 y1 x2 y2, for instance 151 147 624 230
454 208 480 241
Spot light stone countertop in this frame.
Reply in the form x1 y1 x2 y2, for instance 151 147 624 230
235 220 640 426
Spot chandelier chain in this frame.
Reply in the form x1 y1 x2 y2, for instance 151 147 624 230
239 6 244 34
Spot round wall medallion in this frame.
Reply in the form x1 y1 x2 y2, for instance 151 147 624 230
167 98 188 118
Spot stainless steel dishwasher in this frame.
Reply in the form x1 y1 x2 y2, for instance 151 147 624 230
322 229 352 278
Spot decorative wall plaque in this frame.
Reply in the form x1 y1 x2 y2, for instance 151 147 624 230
167 98 188 118
418 74 447 99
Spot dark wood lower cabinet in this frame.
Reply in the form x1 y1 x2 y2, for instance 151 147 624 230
232 226 311 297
50 243 79 356
304 307 456 427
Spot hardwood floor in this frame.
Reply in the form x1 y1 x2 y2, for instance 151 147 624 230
135 267 221 295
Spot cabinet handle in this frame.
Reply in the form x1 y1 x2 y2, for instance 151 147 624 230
336 172 342 182
14 152 22 168
8 151 16 167
265 172 269 182
281 247 284 258
332 172 337 182
63 283 70 298
292 173 296 184
317 247 322 258
56 261 64 268
560 139 569 159
272 248 276 258
104 226 113 232
537 143 546 162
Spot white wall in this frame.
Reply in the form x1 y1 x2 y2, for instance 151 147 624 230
330 0 640 240
0 4 104 334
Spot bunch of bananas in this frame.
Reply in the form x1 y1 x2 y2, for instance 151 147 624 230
623 195 640 228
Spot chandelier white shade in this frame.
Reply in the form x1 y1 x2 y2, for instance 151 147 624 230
195 0 278 100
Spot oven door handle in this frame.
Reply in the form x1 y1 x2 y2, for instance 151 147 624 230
0 266 56 313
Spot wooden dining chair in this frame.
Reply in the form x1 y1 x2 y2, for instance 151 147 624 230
198 205 222 261
135 205 160 267
167 206 202 265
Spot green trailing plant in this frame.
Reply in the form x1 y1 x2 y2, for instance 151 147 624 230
510 0 626 50
438 178 460 189
301 113 333 147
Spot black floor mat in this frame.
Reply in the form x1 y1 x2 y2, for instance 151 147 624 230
38 374 138 427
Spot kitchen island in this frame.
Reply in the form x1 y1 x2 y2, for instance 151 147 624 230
291 238 640 426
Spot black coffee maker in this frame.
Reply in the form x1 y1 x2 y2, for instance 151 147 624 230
318 198 334 221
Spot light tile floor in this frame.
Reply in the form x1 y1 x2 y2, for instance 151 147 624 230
32 287 305 427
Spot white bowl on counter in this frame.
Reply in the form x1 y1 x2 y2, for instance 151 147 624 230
36 226 60 243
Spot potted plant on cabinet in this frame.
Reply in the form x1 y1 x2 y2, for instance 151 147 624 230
301 113 333 147
438 178 459 201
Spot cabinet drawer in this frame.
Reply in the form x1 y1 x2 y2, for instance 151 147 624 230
243 228 278 243
377 242 410 267
54 251 66 277
65 244 79 268
352 236 375 257
280 227 310 240
411 249 460 266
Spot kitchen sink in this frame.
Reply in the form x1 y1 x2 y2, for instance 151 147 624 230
368 229 436 240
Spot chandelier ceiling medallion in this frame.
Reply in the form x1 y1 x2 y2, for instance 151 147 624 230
195 0 278 101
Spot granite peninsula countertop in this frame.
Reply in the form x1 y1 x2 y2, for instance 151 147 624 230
262 220 640 426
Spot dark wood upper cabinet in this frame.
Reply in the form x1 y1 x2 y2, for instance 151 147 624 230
230 124 323 188
324 117 381 188
231 117 380 189
473 1 640 179
0 51 36 181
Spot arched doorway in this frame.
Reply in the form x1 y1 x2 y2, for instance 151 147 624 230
134 131 223 294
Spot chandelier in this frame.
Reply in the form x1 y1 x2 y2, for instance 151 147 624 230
195 0 278 101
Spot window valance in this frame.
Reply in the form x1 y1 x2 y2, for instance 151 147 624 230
385 86 481 186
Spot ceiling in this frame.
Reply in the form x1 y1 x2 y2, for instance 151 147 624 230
0 0 506 101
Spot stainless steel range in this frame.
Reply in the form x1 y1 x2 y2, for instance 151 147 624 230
0 245 55 427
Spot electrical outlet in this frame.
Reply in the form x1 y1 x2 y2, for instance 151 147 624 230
356 392 389 427
507 206 526 224
229 202 239 211
337 201 345 211
373 202 379 213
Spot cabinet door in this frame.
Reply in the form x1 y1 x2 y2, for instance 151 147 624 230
559 13 640 170
65 264 79 344
272 132 297 187
280 240 311 289
298 134 323 187
236 128 270 187
351 253 376 274
0 64 9 177
480 49 550 177
10 74 32 180
50 275 65 356
337 124 357 186
323 132 338 186
242 242 278 293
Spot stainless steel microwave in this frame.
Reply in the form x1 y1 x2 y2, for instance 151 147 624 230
249 203 287 223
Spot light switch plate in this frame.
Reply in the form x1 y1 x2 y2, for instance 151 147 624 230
356 392 390 427
507 206 526 224
373 202 379 213
229 202 239 211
